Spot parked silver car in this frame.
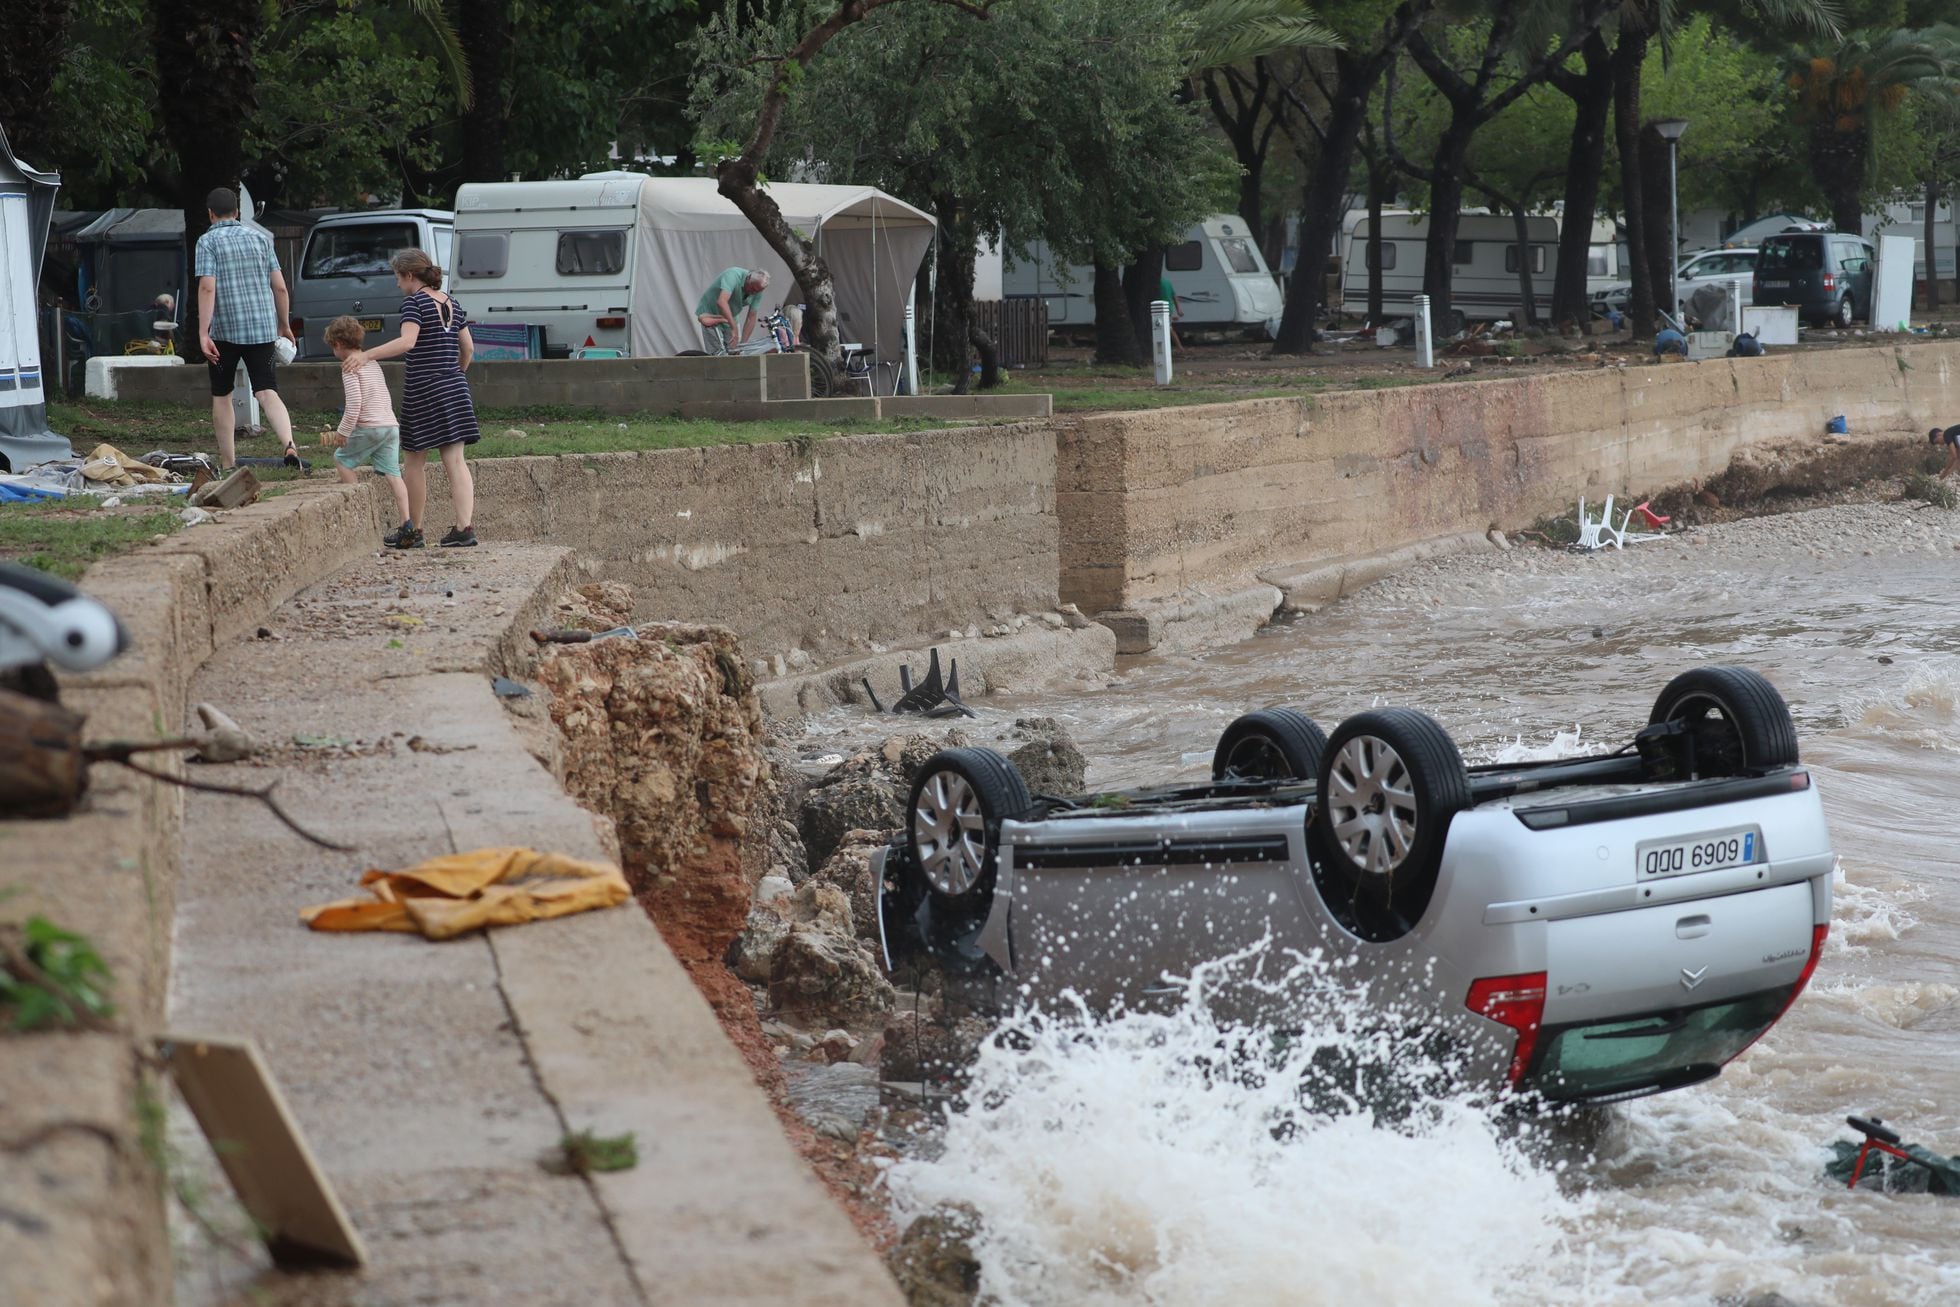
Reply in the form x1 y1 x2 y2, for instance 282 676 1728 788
877 666 1833 1106
1591 247 1760 320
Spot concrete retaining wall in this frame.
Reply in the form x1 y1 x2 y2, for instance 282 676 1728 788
1059 341 1960 651
110 352 814 416
458 423 1062 662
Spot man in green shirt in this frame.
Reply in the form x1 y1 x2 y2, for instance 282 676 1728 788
695 267 770 354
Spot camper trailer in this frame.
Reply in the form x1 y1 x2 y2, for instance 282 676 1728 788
0 128 64 472
451 173 934 360
1000 214 1282 335
1341 211 1569 322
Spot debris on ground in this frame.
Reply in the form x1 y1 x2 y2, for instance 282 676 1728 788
300 847 631 939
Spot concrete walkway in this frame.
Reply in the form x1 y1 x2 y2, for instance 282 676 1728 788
168 544 902 1305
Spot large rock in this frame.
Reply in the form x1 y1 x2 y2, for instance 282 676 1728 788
746 744 811 885
728 881 854 985
887 1206 982 1307
1005 716 1087 796
814 829 889 944
881 1009 994 1082
797 729 970 868
769 926 895 1021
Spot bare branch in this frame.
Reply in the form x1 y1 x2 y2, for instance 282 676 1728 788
116 759 355 852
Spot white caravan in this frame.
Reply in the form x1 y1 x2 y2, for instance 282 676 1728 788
1339 210 1626 322
451 173 934 359
0 127 65 472
1000 214 1282 335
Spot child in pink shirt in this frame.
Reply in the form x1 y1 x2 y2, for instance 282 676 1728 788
321 316 412 543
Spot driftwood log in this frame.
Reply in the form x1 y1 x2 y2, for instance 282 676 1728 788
0 686 87 816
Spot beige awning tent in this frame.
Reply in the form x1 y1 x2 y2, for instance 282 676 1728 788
624 177 935 359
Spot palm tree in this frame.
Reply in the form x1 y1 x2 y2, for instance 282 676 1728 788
1788 27 1960 234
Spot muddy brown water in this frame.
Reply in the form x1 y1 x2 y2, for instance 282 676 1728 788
806 503 1960 1305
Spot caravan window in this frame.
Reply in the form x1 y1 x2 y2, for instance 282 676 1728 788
1365 241 1398 271
455 233 509 279
1505 245 1547 274
302 223 416 279
1453 240 1474 265
1587 245 1610 277
556 230 627 276
1218 237 1261 274
1165 240 1204 272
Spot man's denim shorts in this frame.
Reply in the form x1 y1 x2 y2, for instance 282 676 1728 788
335 425 402 477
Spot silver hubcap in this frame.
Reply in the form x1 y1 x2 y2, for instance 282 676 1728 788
914 770 987 896
1326 735 1418 874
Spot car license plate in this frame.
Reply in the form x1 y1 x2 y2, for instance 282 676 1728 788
1636 826 1763 880
1758 280 1787 290
360 318 383 331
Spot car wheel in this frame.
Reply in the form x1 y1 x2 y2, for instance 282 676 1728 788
1648 666 1799 775
1835 295 1854 328
804 349 838 398
1212 708 1327 783
906 748 1032 907
1312 709 1470 942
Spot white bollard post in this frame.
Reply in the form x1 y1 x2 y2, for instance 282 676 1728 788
1151 299 1173 384
230 362 259 433
1730 277 1744 336
902 304 918 397
1413 294 1435 369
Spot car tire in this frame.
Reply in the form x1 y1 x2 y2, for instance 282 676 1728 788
906 748 1032 908
1313 709 1470 942
1212 708 1327 782
1648 666 1799 775
1835 295 1855 328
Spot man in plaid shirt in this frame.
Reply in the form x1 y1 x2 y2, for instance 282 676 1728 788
195 187 299 468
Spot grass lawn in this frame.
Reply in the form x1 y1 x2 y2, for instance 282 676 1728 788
0 499 183 580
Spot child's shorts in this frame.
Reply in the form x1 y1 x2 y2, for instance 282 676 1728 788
335 425 402 477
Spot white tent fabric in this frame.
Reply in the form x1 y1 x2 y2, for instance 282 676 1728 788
622 177 935 359
0 126 67 470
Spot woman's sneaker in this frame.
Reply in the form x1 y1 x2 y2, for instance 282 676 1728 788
438 526 478 548
383 521 424 550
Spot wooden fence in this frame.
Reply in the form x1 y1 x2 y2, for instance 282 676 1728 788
974 298 1048 369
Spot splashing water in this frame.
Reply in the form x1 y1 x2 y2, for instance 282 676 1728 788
884 948 1597 1307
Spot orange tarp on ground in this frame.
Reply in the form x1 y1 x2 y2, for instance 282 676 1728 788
301 848 631 941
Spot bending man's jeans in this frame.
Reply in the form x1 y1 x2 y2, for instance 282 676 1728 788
699 322 733 355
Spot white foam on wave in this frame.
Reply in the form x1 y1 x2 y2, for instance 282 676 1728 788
883 949 1600 1307
1830 859 1924 952
1839 658 1960 754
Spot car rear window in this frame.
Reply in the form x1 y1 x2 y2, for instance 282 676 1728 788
1527 988 1787 1101
1757 237 1823 272
302 223 417 279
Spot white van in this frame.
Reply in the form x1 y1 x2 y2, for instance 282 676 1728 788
290 210 452 360
1341 211 1566 323
1001 214 1283 336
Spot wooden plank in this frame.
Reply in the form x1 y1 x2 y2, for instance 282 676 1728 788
157 1033 367 1269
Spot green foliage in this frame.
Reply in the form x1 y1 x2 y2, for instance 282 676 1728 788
1642 15 1798 215
0 500 185 581
0 917 117 1032
559 1129 639 1173
1903 471 1958 507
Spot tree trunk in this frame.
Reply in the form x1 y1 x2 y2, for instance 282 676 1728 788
1420 117 1477 331
457 0 512 186
1611 24 1655 339
1925 180 1941 311
0 687 87 817
1123 247 1166 355
1092 263 1143 365
716 158 841 364
1274 63 1370 353
1808 124 1866 235
1365 158 1389 322
1641 123 1675 324
970 327 1001 389
930 194 976 393
1549 32 1613 329
1510 203 1538 326
149 0 264 358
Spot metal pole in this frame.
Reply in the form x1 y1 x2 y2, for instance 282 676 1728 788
1413 293 1435 369
1668 139 1681 328
902 303 918 397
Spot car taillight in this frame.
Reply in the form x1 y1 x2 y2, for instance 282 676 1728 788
1821 273 1836 292
1466 971 1547 1086
596 316 625 329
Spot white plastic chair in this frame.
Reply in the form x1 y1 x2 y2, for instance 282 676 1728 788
1574 495 1631 551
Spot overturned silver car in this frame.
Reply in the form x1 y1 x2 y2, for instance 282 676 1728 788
875 667 1834 1106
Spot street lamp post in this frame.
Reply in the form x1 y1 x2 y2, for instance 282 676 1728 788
1654 118 1690 328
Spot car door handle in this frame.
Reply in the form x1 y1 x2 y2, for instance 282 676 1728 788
1675 914 1712 940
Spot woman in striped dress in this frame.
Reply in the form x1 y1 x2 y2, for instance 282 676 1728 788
339 248 480 548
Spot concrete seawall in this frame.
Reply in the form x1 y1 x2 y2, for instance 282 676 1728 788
1058 341 1960 652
